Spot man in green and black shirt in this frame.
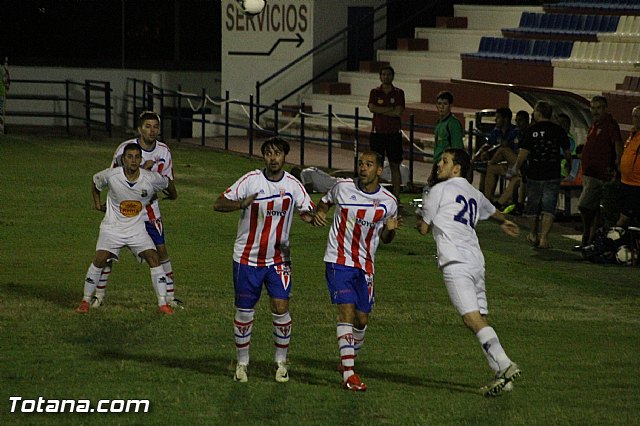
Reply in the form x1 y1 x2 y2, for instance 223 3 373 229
429 91 464 186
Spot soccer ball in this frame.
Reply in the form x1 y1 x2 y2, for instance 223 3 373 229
607 226 625 241
615 245 634 265
237 0 266 16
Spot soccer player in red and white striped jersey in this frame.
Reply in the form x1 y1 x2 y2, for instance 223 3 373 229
312 151 399 391
214 137 314 383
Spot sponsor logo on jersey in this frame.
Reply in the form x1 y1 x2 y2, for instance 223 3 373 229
372 199 380 208
120 200 143 217
141 190 148 197
266 209 287 217
355 217 376 227
349 195 357 201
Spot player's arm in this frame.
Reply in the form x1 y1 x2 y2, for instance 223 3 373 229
514 148 529 176
163 178 177 200
416 217 431 236
91 182 105 212
380 216 400 244
311 200 331 227
213 192 258 212
490 210 520 237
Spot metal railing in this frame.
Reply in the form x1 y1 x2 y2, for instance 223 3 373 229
127 80 477 186
5 79 112 135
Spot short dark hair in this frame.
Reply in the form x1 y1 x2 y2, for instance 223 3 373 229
260 136 290 156
534 101 553 120
123 142 142 156
379 65 395 76
137 111 161 128
444 148 471 178
496 107 513 122
591 95 608 107
437 91 454 104
360 150 384 167
516 110 530 121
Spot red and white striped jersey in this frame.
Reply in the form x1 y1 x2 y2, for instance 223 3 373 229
322 179 398 274
223 169 314 267
112 139 174 224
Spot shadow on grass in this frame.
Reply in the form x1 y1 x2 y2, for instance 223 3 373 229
1 280 76 309
294 355 480 395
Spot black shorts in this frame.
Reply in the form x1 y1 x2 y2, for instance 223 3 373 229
619 183 640 222
369 132 403 164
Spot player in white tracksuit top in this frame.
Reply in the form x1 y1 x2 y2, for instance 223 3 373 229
418 148 522 397
75 143 175 315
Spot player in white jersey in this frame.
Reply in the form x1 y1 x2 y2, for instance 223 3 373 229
214 137 314 383
92 111 180 309
417 148 521 396
75 143 175 315
312 151 399 392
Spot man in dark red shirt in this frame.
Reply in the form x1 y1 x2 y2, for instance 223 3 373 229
576 96 623 249
368 66 405 200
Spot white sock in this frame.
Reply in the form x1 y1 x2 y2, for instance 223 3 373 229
235 308 254 365
95 261 112 300
353 325 367 355
82 263 103 302
476 326 512 372
149 266 168 307
337 323 355 381
161 259 175 301
272 312 292 363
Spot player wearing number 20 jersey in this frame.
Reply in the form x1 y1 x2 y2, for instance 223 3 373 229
421 176 496 269
418 149 521 397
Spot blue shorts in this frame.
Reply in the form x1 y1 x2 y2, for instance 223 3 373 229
145 219 165 246
524 178 561 216
325 263 374 313
233 261 292 309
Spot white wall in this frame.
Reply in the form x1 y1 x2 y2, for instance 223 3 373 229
7 67 220 129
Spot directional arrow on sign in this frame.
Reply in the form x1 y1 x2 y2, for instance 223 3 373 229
228 33 304 56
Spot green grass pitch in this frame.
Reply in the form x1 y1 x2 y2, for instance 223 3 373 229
1 134 638 425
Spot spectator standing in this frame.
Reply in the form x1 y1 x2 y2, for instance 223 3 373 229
615 105 640 227
515 101 571 249
368 66 405 200
428 91 464 186
576 96 623 249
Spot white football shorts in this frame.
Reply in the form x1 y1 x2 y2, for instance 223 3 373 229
95 224 156 259
441 262 488 316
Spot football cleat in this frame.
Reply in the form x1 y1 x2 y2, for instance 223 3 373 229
234 363 248 383
275 361 289 383
158 304 174 315
482 363 521 397
168 298 184 309
481 376 506 397
90 296 104 308
343 373 367 392
75 300 90 314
